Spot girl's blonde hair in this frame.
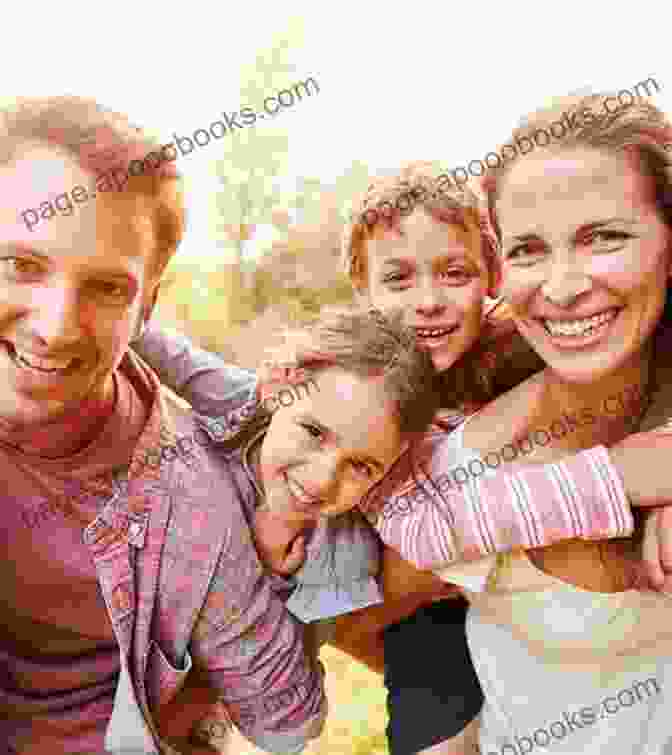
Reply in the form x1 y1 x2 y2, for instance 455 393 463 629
341 160 500 295
483 90 672 322
222 307 441 450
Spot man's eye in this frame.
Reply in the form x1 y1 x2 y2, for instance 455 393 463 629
1 257 42 277
88 281 126 298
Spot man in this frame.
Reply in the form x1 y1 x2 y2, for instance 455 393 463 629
0 96 325 754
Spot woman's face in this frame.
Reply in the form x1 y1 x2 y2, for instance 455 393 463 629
259 366 403 519
363 209 490 372
496 147 672 384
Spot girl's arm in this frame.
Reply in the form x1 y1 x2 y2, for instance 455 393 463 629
363 441 634 573
132 323 258 417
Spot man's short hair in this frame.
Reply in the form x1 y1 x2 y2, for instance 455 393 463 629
1 95 185 280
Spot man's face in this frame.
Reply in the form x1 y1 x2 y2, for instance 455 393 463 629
0 142 159 428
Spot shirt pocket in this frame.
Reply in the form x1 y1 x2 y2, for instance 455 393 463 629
146 638 193 713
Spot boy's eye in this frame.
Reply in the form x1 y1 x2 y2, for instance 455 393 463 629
440 268 472 284
300 422 323 439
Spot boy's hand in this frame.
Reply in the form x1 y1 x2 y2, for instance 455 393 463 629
253 507 316 576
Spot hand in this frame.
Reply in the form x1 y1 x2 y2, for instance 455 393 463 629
259 328 314 402
155 672 231 753
609 429 672 507
640 506 672 592
252 507 315 576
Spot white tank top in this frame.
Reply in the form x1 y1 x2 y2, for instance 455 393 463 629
437 420 672 755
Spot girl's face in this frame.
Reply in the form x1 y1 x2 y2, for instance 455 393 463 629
363 209 490 372
259 366 403 519
496 147 672 384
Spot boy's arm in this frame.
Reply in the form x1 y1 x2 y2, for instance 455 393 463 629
363 444 634 572
132 323 258 417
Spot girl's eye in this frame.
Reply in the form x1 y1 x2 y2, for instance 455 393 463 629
350 459 375 479
382 272 408 284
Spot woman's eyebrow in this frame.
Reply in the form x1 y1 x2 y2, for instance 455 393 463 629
575 218 638 233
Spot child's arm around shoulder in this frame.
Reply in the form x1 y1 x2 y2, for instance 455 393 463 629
363 438 635 573
132 322 258 417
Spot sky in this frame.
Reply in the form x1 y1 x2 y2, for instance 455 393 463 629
5 0 671 265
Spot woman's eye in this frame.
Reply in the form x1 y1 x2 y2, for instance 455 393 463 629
504 243 546 265
586 230 633 247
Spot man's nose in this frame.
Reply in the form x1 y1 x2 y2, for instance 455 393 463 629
29 282 84 348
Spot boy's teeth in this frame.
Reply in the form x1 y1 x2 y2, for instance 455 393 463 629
416 328 453 338
15 350 74 372
544 310 617 337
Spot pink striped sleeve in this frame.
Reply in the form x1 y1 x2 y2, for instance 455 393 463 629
367 445 633 571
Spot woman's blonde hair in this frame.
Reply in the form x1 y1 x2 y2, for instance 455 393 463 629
483 90 672 321
341 160 500 295
0 95 185 280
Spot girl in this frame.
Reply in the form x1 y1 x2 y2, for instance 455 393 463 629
365 94 672 753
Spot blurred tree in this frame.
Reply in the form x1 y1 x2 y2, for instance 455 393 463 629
208 17 322 327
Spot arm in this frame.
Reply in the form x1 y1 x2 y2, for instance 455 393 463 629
364 443 634 572
133 323 258 417
189 513 326 754
329 546 461 673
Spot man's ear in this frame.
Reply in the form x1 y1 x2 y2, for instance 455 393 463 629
146 281 161 321
131 283 161 342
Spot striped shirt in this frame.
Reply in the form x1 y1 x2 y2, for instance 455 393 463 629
362 417 633 571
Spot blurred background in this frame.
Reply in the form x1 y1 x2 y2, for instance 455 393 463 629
8 2 672 751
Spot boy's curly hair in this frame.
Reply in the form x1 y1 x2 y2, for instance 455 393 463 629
341 160 500 296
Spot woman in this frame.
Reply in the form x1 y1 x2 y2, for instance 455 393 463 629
368 92 672 753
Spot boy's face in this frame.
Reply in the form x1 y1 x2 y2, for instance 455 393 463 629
0 142 160 430
362 209 490 372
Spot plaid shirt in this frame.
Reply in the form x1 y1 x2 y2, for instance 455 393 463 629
88 351 325 754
